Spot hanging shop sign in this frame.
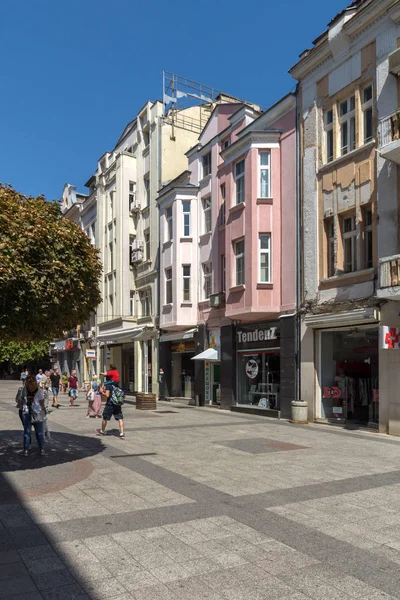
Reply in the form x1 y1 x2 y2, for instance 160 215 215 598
86 350 96 359
204 361 211 404
380 326 400 349
65 339 79 351
106 350 112 359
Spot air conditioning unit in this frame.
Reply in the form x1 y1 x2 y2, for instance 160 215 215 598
209 292 226 309
130 196 141 213
130 249 144 265
132 240 144 251
324 208 333 218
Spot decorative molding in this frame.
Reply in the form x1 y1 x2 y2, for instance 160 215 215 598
221 131 281 165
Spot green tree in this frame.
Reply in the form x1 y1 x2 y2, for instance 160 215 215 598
0 340 50 366
0 184 102 341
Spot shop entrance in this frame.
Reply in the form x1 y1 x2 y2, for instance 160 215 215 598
237 350 280 409
319 327 379 425
171 352 194 398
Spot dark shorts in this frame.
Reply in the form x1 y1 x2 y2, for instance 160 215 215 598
103 401 123 421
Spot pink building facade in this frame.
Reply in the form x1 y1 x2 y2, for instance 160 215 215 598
158 95 297 417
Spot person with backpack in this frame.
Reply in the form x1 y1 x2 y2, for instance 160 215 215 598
17 374 46 456
95 382 125 438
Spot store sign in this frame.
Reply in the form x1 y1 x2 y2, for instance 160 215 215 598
204 361 211 404
106 350 112 359
322 386 342 399
86 350 96 359
171 341 195 353
245 359 259 379
65 339 79 351
237 324 279 345
380 326 400 350
209 329 220 359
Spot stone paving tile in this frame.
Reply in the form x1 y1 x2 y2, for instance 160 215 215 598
130 584 178 599
82 577 128 599
0 560 29 580
41 584 89 600
0 574 38 598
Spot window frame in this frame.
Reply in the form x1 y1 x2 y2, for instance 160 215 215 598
220 183 226 225
362 84 373 144
202 152 212 178
182 265 191 302
325 218 335 278
165 268 172 305
140 288 152 317
166 206 173 241
221 254 226 293
202 262 212 299
129 181 136 210
364 208 373 269
130 291 135 316
259 152 271 199
339 95 356 156
144 230 150 261
182 201 191 237
258 234 271 283
342 215 357 274
235 159 245 205
144 176 150 207
203 196 212 234
324 108 334 163
234 239 245 286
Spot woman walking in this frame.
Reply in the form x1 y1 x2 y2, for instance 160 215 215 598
21 375 46 456
85 378 102 418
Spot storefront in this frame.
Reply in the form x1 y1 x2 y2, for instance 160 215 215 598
159 329 197 399
235 322 281 412
318 326 379 426
122 342 135 392
192 329 221 405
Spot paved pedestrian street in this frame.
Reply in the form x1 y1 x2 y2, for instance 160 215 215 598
2 382 400 599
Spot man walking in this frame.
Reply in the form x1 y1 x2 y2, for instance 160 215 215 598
67 370 79 406
36 369 44 385
95 382 125 438
50 368 60 408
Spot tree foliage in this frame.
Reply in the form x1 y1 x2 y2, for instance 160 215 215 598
0 184 102 342
0 340 50 365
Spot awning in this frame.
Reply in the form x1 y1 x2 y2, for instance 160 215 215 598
159 328 197 343
304 308 379 329
191 348 219 362
53 340 66 352
96 327 143 342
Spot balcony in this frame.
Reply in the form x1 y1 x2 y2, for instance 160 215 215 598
378 254 400 299
379 110 400 164
389 47 400 76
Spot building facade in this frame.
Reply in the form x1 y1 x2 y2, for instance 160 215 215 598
291 0 400 433
158 95 298 418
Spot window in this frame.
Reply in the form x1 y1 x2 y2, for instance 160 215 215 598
365 208 373 269
130 291 135 316
165 268 172 304
324 108 334 163
221 255 226 293
143 128 150 147
129 181 136 210
166 206 173 241
222 138 230 149
220 184 226 225
202 263 212 299
109 295 114 319
343 215 357 273
235 159 245 205
362 85 373 144
109 242 113 272
202 152 211 177
144 231 150 261
182 265 191 302
235 239 245 286
203 197 211 234
326 219 335 277
182 201 191 237
144 176 150 206
259 152 271 198
140 288 152 317
339 95 356 156
259 235 271 283
91 223 96 244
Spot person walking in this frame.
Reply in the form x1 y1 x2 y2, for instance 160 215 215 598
61 371 68 394
50 368 60 408
68 370 79 406
100 365 120 386
20 367 28 384
36 369 44 385
85 380 102 418
95 382 125 438
20 374 46 456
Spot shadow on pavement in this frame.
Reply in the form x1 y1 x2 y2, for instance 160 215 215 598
0 429 105 474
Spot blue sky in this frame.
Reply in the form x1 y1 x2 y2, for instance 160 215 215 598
0 0 349 201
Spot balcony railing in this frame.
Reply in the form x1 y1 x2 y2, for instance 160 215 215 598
379 110 400 163
379 254 400 288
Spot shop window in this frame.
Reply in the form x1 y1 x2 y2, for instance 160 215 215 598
259 152 271 198
237 351 280 410
235 159 245 205
339 95 356 156
182 265 191 302
342 215 357 273
235 239 245 286
364 208 373 269
362 85 373 144
165 268 172 304
324 108 334 163
320 328 378 423
325 218 335 277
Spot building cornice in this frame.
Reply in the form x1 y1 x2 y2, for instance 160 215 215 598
220 130 281 164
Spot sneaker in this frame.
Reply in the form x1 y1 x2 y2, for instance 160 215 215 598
85 415 90 418
119 433 125 439
40 449 45 456
23 449 28 457
95 428 105 436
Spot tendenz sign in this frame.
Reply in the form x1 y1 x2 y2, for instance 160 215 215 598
237 326 279 345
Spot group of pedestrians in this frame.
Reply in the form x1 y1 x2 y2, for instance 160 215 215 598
17 364 125 455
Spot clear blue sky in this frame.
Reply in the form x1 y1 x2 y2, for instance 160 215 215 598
0 0 349 201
